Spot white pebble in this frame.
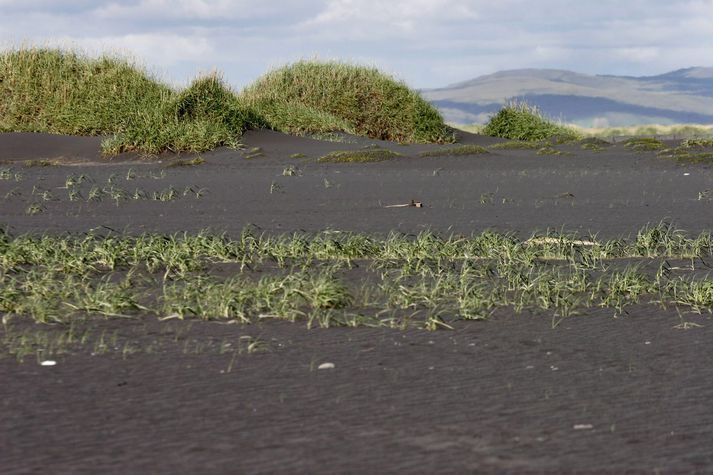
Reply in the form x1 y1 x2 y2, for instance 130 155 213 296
573 424 594 430
40 360 56 366
318 362 335 370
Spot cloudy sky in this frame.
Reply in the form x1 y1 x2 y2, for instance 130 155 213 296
1 0 712 89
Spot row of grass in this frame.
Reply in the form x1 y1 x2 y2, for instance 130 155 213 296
0 48 453 155
1 224 712 329
2 223 710 274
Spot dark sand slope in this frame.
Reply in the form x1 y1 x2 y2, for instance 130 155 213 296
2 131 713 474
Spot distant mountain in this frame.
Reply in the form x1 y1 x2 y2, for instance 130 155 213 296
422 68 713 127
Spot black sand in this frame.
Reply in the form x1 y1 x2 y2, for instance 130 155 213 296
1 131 713 473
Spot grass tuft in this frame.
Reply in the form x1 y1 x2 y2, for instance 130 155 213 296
680 138 713 148
240 60 454 144
624 137 665 152
418 145 488 157
482 101 581 142
488 141 542 150
318 149 402 163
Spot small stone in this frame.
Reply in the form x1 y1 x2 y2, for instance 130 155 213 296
318 362 335 370
40 360 56 367
573 424 594 430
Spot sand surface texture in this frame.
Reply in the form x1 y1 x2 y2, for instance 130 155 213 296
2 131 713 473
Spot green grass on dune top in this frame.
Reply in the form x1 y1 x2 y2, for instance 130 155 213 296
1 49 452 155
0 48 261 155
482 101 580 142
239 60 454 144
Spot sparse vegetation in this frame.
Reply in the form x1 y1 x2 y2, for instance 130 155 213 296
1 224 712 336
624 137 665 152
482 101 580 142
418 145 488 157
680 138 713 148
488 141 542 150
579 137 611 152
318 149 402 163
166 157 206 168
537 146 572 156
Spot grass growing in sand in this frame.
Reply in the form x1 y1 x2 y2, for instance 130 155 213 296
624 137 665 152
482 101 581 142
318 149 402 163
417 145 488 157
0 48 451 155
1 224 713 336
0 48 259 155
239 60 454 144
488 141 543 150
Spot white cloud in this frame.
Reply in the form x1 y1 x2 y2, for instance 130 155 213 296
300 0 479 38
0 0 712 88
46 33 215 65
92 0 318 21
613 47 661 63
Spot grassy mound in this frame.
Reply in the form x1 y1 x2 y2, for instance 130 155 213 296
482 101 580 142
103 74 262 155
240 60 453 144
0 48 252 154
1 49 453 154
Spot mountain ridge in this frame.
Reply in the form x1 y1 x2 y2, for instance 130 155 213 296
423 67 713 127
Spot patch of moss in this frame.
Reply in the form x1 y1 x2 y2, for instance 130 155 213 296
624 137 665 152
418 145 489 157
488 141 542 150
318 149 402 163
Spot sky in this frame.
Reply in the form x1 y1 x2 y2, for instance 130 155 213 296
1 0 712 90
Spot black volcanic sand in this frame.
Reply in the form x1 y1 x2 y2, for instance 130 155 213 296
2 131 713 473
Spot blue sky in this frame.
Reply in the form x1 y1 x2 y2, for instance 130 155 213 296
1 0 712 89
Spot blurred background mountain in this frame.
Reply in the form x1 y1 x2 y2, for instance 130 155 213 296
423 68 713 127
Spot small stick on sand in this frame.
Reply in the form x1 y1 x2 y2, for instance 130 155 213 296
384 199 423 208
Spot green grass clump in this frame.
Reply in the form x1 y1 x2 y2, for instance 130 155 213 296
418 145 488 157
658 147 713 163
482 101 581 142
488 141 542 150
240 60 453 144
0 48 169 136
101 74 261 155
318 149 402 163
681 138 713 148
0 48 256 155
624 137 665 152
536 146 571 156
